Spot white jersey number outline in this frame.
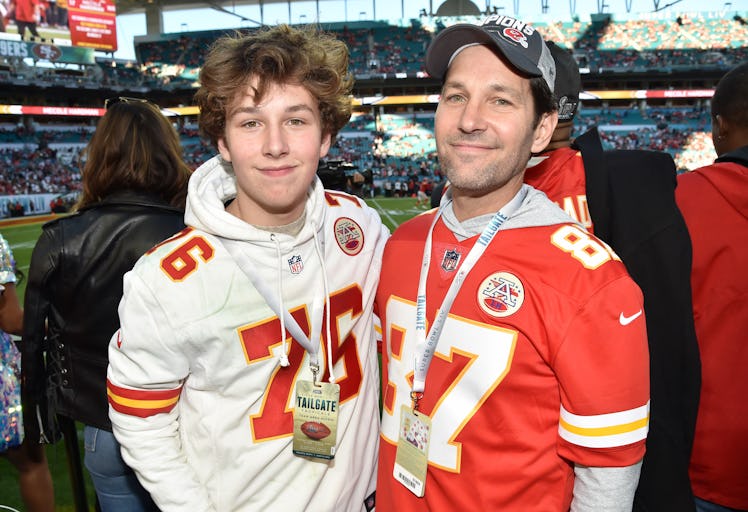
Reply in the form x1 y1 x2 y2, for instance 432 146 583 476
381 297 517 472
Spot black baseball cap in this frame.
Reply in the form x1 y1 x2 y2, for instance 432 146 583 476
425 14 556 92
546 41 581 122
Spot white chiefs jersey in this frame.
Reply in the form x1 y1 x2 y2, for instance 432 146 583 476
107 156 388 511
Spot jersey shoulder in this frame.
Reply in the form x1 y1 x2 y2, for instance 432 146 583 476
506 222 634 292
130 227 223 281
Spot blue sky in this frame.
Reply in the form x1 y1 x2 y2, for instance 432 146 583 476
112 0 745 60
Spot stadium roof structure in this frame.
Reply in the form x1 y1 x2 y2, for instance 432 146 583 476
115 0 419 35
114 0 700 19
116 0 419 18
115 0 485 36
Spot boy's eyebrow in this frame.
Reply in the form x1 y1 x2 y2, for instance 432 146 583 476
228 103 317 118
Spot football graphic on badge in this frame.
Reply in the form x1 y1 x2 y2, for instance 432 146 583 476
334 217 364 256
301 421 332 440
477 271 525 318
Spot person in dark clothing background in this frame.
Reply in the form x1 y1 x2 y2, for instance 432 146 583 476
21 97 191 511
524 41 701 512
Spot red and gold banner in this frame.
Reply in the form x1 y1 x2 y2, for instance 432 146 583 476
67 0 117 52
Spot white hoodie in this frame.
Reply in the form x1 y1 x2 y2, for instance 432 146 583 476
108 156 389 511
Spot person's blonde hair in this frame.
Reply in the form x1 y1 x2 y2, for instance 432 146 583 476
195 24 354 147
75 100 191 210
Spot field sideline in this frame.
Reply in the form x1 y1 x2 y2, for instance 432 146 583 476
0 196 426 511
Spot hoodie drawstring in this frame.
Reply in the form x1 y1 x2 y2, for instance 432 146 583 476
311 223 336 384
271 234 290 368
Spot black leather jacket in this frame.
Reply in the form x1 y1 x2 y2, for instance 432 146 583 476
21 191 185 442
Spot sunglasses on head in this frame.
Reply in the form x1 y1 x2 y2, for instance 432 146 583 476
104 96 154 110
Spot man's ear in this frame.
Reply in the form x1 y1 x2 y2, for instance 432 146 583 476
531 111 559 154
217 138 231 163
714 114 728 140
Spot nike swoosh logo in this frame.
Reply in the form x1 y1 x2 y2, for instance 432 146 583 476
116 331 122 348
619 310 643 326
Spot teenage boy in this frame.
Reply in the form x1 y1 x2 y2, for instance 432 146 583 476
107 25 388 511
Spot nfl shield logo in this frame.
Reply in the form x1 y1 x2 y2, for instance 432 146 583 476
288 255 303 274
441 249 461 272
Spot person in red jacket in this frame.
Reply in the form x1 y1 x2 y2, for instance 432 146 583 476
12 0 41 40
676 61 748 512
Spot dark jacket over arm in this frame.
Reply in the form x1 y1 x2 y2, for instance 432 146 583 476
575 129 701 512
21 191 186 443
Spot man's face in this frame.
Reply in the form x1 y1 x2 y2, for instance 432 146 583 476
435 44 555 207
218 78 331 226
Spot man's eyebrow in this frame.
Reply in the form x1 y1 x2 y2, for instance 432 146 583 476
442 80 523 98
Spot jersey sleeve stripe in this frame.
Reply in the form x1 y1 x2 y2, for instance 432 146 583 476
107 379 182 417
560 401 650 428
560 415 649 437
559 424 648 448
558 401 649 448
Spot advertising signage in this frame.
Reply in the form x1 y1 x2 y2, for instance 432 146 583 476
67 0 118 52
0 39 96 64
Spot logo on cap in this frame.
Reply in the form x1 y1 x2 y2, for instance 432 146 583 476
502 28 529 48
558 96 578 120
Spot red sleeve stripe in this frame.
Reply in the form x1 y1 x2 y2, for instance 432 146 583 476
107 379 182 418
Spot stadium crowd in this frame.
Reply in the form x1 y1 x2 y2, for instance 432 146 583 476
0 13 745 90
0 11 737 206
0 103 718 204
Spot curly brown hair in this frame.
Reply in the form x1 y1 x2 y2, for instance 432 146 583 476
76 100 191 210
194 24 354 148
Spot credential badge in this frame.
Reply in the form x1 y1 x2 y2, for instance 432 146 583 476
478 271 525 318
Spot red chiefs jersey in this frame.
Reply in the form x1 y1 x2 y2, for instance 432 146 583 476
525 147 594 232
376 206 649 511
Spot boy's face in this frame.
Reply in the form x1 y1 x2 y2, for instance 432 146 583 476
218 78 331 226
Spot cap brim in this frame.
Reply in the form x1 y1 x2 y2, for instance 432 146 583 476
425 23 544 81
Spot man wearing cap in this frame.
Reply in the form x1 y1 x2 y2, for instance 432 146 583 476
375 15 650 511
526 41 700 512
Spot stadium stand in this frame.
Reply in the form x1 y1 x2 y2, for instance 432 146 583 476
0 10 745 214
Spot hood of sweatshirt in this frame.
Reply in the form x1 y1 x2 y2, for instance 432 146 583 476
695 145 748 216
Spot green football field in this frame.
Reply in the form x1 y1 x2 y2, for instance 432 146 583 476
0 196 427 511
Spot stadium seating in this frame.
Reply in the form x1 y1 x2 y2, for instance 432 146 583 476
0 11 743 210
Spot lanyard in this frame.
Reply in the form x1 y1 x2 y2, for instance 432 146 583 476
220 237 324 369
411 186 528 406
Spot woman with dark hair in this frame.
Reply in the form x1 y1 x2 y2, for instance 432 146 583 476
21 97 191 511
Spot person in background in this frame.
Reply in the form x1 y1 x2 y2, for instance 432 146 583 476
22 98 191 511
376 15 649 511
524 41 701 512
107 25 387 511
676 61 748 512
11 0 41 40
0 234 54 512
